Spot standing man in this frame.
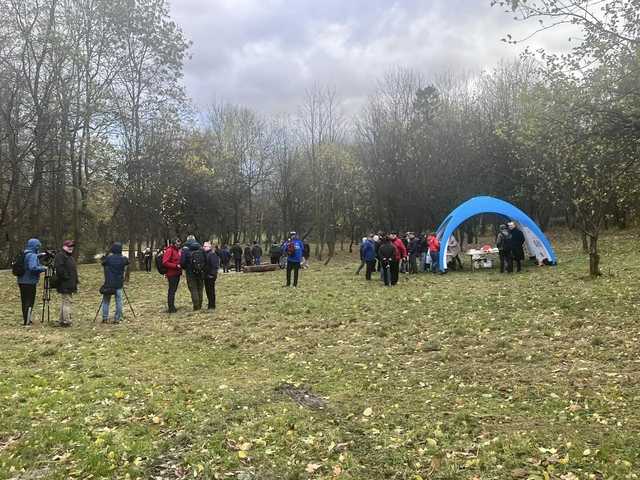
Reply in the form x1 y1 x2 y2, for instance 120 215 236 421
162 239 182 313
54 240 78 327
390 233 407 285
100 242 129 323
219 244 231 273
269 242 282 265
427 233 441 273
143 247 153 272
251 241 262 266
496 224 512 273
243 244 253 267
408 233 420 274
231 242 243 272
15 238 47 326
283 231 304 287
203 241 220 310
356 237 367 275
378 236 397 286
508 221 526 272
363 235 377 281
181 236 206 311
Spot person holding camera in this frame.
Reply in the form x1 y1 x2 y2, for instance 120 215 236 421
15 238 47 325
53 240 78 327
100 242 129 323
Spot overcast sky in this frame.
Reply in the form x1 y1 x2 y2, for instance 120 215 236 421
168 0 574 115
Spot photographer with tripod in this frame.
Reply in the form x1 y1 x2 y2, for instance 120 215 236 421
99 242 129 324
14 238 47 325
53 240 78 327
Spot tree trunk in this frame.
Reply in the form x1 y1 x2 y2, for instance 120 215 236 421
588 234 601 277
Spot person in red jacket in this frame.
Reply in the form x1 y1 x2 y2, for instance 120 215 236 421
162 238 182 313
427 233 441 273
389 233 407 285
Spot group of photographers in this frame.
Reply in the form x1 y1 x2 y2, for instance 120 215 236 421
13 230 308 325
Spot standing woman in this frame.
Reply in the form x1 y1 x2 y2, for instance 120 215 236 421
16 238 47 325
100 242 129 323
162 238 182 313
203 241 220 310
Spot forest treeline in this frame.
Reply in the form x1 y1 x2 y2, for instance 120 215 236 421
0 0 638 275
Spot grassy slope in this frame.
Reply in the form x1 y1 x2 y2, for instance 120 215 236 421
0 230 639 480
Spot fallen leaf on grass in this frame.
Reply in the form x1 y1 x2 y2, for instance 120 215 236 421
306 462 321 473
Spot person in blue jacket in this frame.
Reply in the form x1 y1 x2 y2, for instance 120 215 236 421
100 242 129 323
283 231 304 287
362 235 377 280
17 238 47 325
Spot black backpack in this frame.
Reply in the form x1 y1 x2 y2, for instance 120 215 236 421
11 252 26 277
155 251 167 275
190 248 207 277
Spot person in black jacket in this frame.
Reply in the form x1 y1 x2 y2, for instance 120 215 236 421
378 236 397 286
251 241 262 266
231 242 243 272
181 236 206 311
54 240 78 327
244 244 253 267
203 242 219 310
100 242 129 323
508 221 526 272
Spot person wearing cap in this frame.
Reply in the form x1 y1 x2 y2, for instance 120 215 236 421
54 240 79 327
203 241 220 310
283 231 304 287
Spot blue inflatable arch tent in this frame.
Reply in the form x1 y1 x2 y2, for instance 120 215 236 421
435 196 557 272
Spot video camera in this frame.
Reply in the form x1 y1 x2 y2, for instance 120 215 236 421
38 249 56 267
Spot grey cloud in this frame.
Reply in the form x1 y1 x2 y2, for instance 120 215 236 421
169 0 572 115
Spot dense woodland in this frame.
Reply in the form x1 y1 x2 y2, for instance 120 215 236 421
0 0 638 275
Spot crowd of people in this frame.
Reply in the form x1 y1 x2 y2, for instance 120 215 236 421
356 221 527 286
11 232 309 326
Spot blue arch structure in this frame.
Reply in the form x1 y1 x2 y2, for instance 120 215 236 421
435 196 557 272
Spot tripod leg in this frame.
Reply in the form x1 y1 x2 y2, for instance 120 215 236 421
94 299 103 323
122 288 136 318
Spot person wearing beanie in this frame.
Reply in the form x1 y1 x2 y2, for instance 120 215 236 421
100 242 129 323
203 241 220 310
54 240 78 327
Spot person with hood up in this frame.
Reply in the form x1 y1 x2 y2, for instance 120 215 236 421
54 240 78 327
231 242 243 272
203 241 220 310
181 236 207 310
100 242 129 323
162 238 182 313
283 231 304 287
356 237 367 275
16 238 47 325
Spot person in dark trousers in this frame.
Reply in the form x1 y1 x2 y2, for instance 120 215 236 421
244 244 253 267
408 233 420 274
181 236 206 311
496 224 513 273
54 240 78 327
390 233 407 285
269 242 282 265
100 242 129 323
17 238 47 325
162 239 182 313
231 242 243 272
251 241 262 266
220 244 231 272
356 237 367 274
362 235 377 281
508 221 526 272
283 231 304 287
378 236 397 286
143 247 153 272
203 241 219 310
302 241 310 269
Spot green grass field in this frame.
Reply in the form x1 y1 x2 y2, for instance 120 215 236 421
1 230 639 480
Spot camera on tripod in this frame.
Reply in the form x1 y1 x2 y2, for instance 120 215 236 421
38 249 56 267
